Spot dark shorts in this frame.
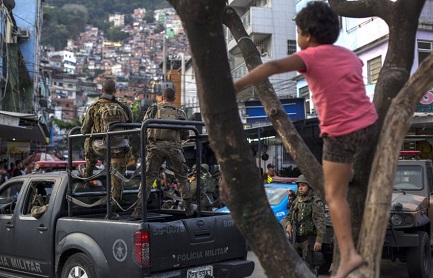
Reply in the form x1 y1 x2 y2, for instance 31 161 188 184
322 121 378 163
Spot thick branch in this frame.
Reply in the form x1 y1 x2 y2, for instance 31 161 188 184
355 53 433 277
328 0 380 18
223 6 325 199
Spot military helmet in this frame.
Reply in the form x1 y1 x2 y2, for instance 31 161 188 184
296 174 310 186
191 163 209 172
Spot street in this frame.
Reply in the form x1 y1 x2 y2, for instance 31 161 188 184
247 251 433 277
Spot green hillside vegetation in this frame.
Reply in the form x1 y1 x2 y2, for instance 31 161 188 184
42 0 170 50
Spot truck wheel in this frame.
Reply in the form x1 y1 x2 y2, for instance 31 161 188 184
62 253 98 278
406 231 431 278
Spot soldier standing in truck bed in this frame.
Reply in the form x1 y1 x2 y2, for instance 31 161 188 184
131 87 192 219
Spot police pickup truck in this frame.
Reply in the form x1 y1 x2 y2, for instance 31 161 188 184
0 120 254 278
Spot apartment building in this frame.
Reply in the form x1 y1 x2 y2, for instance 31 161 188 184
0 0 49 155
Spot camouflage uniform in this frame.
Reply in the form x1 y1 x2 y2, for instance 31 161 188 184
282 191 326 271
81 95 132 216
189 164 217 210
132 102 191 218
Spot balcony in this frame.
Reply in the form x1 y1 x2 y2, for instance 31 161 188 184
227 6 273 51
228 0 254 8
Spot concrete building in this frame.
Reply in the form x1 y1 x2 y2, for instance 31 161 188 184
228 0 298 103
0 0 49 160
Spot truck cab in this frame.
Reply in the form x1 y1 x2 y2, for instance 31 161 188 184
384 157 433 278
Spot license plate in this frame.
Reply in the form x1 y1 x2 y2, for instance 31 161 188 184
186 265 213 278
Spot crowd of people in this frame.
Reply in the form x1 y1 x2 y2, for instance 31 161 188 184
0 159 32 186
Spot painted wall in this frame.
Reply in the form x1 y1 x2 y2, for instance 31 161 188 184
14 0 40 81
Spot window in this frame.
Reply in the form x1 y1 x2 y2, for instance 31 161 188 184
418 40 432 65
287 40 296 55
367 56 382 84
24 181 54 216
0 182 24 215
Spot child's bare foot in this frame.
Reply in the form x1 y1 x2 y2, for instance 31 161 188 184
333 253 364 278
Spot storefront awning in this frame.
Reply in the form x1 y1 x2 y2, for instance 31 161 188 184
0 111 48 144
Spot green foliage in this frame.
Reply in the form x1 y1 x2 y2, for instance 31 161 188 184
42 4 88 50
107 27 129 42
131 101 142 122
51 117 81 131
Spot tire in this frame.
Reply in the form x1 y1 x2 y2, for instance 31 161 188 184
406 231 431 278
61 253 98 278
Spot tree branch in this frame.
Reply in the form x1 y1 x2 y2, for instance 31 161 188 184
223 6 325 199
355 53 433 277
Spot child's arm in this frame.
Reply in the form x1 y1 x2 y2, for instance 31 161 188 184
234 54 306 93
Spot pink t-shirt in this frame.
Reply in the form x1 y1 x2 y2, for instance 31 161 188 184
296 45 378 137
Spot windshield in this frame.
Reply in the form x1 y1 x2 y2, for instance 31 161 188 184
394 165 423 190
265 187 287 206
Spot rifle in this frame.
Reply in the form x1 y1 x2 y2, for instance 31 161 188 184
292 207 299 245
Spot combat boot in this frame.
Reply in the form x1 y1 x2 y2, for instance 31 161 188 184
183 198 195 217
105 202 120 220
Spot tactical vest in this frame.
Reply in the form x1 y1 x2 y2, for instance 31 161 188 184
91 100 130 155
147 103 185 142
190 172 216 194
292 196 316 236
93 101 128 134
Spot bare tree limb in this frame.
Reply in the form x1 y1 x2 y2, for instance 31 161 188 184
223 6 325 199
355 53 433 277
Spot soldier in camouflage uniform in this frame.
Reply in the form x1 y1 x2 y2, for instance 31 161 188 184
81 79 133 220
282 174 326 273
189 164 217 210
132 88 192 218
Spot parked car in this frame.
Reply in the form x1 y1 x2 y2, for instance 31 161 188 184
216 182 298 222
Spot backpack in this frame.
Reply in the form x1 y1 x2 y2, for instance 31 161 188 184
94 101 128 133
92 101 130 155
146 103 189 142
